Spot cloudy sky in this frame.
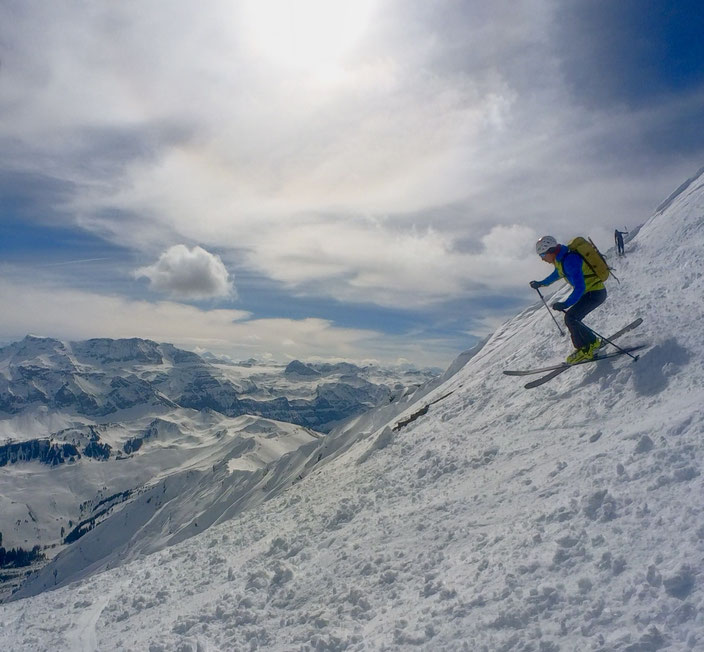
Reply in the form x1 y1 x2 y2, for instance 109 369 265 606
1 0 703 367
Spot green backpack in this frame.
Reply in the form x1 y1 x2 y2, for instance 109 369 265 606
567 236 616 283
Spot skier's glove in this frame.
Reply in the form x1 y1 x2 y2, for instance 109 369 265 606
552 301 566 311
529 280 542 289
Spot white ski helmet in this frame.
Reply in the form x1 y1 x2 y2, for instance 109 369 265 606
535 235 558 255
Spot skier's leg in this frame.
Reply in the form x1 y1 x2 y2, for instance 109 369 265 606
564 289 607 349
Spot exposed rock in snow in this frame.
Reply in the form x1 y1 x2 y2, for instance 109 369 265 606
284 360 321 377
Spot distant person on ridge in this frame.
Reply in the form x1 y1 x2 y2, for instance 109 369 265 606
530 235 607 364
614 228 628 256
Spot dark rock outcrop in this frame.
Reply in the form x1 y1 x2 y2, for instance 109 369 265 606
284 360 321 377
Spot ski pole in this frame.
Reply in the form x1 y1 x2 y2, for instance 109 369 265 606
535 287 565 336
578 321 640 361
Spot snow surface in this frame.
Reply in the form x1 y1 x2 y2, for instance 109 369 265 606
2 169 704 650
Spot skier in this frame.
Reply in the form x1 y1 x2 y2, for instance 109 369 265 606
614 229 628 256
530 235 607 364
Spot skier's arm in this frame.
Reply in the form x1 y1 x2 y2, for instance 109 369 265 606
537 268 560 286
561 254 586 308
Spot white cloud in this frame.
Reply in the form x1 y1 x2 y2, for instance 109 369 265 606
135 245 234 300
243 220 543 307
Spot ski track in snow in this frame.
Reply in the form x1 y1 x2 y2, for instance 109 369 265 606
2 171 704 650
67 579 130 652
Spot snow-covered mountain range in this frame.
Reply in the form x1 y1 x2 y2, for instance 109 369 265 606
2 167 704 650
0 337 437 436
0 340 437 599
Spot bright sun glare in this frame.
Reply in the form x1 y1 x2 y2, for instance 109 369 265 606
242 0 374 73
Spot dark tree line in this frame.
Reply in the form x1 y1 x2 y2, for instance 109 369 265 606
0 544 44 568
0 531 45 567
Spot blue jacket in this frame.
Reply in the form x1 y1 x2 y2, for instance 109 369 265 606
538 244 586 309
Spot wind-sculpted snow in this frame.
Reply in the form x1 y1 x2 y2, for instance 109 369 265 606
2 169 704 649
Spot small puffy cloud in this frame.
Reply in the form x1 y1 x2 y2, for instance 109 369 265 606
135 245 234 299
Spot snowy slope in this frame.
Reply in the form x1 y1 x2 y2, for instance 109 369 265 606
6 412 322 602
0 338 436 587
0 408 322 601
2 169 704 650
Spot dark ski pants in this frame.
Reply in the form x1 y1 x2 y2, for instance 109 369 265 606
564 288 607 350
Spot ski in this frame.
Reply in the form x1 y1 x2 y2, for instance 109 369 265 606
523 345 646 389
503 318 643 377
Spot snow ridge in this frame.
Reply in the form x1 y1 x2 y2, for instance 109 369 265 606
655 165 704 215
